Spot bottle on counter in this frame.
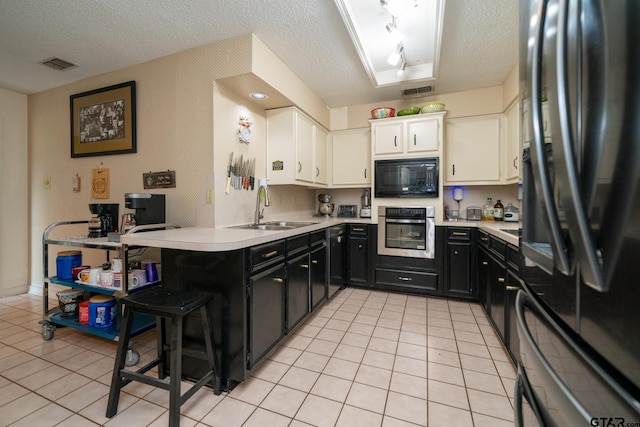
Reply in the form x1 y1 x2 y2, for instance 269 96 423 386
494 199 504 221
483 197 494 221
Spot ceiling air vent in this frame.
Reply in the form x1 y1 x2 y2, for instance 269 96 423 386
40 57 77 71
403 86 434 98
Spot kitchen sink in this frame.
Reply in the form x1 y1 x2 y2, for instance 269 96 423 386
229 221 318 231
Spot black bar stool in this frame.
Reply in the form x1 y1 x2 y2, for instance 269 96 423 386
106 286 221 426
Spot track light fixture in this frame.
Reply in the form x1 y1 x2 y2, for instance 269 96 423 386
385 17 404 43
387 44 404 66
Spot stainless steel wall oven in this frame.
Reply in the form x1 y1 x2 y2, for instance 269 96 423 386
377 206 435 259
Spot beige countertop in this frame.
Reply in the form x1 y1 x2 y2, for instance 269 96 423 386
121 216 519 252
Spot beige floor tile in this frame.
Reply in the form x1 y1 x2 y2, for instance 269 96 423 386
346 382 388 414
324 318 352 332
396 342 427 361
427 347 461 367
279 366 321 392
472 411 516 427
428 335 458 352
428 379 470 410
464 368 507 395
284 334 313 351
460 353 499 376
394 355 427 378
354 364 392 389
295 394 343 427
384 391 427 426
56 380 110 412
315 328 346 343
2 357 53 381
336 404 383 427
0 392 51 425
353 313 379 326
398 331 427 347
495 359 517 379
269 345 303 365
428 316 453 328
78 391 139 426
455 329 487 345
306 338 338 356
310 374 352 402
368 337 398 354
9 402 75 427
243 407 291 427
322 357 360 381
379 309 404 320
467 388 514 421
294 351 330 373
225 376 274 406
0 351 35 372
36 372 92 401
390 371 427 399
429 401 474 427
457 340 491 359
57 413 102 426
260 384 307 418
332 343 366 363
403 313 427 325
362 348 395 370
199 397 255 427
428 325 456 339
453 320 482 334
0 381 30 406
332 310 357 322
373 326 400 340
296 324 322 338
340 332 371 348
251 360 289 383
428 362 465 386
348 322 375 336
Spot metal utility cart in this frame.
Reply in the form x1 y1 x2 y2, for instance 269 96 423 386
41 221 179 360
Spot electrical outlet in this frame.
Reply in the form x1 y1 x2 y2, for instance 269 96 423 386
206 189 214 204
43 177 51 189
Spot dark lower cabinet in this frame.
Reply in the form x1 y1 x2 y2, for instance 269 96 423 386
489 255 507 340
347 224 370 285
506 268 523 363
444 227 475 299
248 263 285 369
477 247 491 313
310 243 326 309
287 252 310 332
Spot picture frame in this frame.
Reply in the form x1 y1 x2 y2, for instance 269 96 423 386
70 81 136 158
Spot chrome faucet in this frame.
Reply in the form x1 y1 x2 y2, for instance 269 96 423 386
254 184 271 224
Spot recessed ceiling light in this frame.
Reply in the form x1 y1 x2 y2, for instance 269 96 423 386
250 92 269 100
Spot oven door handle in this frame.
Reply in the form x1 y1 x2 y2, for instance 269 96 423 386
385 218 426 224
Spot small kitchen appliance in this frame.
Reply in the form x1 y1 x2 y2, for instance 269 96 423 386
318 193 335 216
337 205 358 218
124 193 165 225
360 188 371 218
467 207 482 221
88 203 119 237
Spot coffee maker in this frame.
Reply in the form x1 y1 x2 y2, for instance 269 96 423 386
88 203 119 237
124 193 165 225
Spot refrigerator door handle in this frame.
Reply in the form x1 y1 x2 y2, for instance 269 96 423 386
554 0 608 292
528 0 571 275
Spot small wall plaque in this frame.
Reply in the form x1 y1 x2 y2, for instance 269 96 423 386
272 160 284 171
143 170 176 189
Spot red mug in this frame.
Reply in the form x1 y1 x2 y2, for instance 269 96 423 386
72 265 90 280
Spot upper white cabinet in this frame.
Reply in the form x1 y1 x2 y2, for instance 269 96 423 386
445 114 503 184
371 112 445 157
504 99 521 182
266 107 328 186
331 128 371 186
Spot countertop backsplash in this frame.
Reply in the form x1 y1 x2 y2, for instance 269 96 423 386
443 184 520 221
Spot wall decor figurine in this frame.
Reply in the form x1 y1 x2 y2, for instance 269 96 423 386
237 115 252 143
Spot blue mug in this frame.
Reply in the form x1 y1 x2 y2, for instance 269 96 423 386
145 262 159 282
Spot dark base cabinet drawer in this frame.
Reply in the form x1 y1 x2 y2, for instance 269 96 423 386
375 268 438 295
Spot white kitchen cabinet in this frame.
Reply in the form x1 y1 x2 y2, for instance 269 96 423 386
371 112 444 157
504 99 521 182
445 114 502 184
266 107 328 186
331 128 371 186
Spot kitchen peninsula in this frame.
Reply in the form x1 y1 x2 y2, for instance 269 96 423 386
121 219 519 390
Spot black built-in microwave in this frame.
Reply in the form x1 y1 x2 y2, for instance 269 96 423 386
374 157 439 198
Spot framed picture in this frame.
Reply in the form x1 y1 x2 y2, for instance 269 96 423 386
70 81 136 158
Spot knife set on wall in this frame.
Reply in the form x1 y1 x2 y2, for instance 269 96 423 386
225 152 255 194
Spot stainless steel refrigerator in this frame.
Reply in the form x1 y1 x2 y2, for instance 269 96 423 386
517 0 640 425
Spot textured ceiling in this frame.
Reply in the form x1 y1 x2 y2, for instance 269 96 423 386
0 0 518 107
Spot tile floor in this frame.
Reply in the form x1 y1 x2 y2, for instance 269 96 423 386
0 288 516 426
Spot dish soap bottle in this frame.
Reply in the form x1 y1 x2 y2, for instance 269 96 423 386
494 199 504 221
483 198 494 221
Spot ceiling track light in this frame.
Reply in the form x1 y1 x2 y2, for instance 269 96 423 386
385 17 404 43
387 44 404 66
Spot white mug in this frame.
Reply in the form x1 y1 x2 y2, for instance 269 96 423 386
128 269 147 288
100 270 114 288
78 267 102 286
111 258 123 273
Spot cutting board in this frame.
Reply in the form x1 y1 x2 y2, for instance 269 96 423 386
91 168 110 199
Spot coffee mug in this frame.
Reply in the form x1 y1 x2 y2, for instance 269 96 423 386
145 262 159 282
72 265 90 280
78 267 102 286
113 272 123 289
111 258 123 273
128 269 147 288
100 270 114 288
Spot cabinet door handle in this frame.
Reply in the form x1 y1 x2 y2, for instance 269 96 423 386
262 250 278 259
413 134 417 145
358 244 363 249
273 277 284 284
399 276 412 281
394 135 397 147
300 264 309 269
311 259 318 264
481 237 489 242
298 162 302 173
498 277 505 283
353 227 364 232
452 232 467 236
482 261 488 266
364 169 367 179
506 286 520 291
452 164 456 175
513 157 518 169
454 250 459 255
316 167 320 177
